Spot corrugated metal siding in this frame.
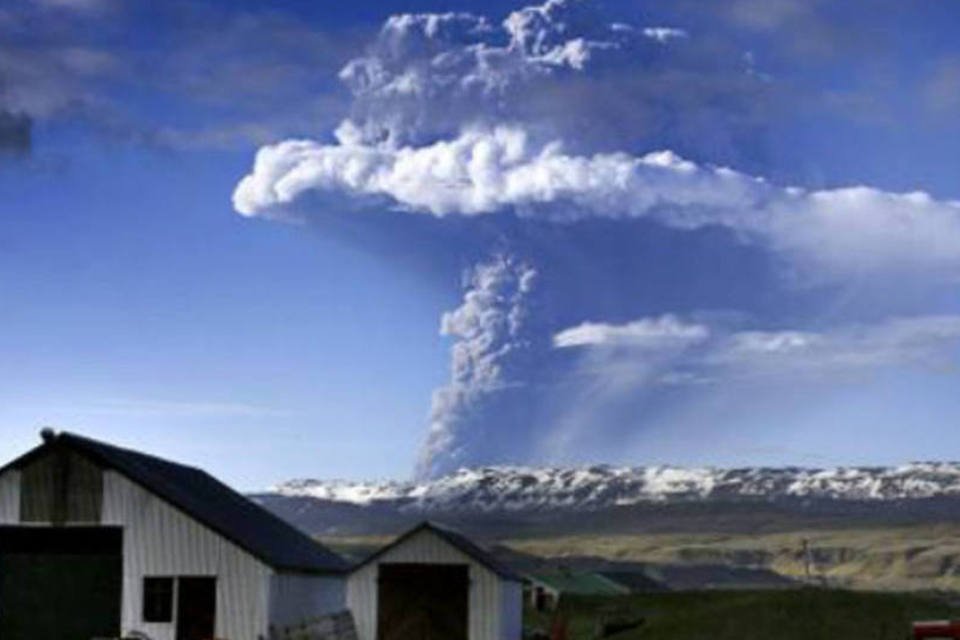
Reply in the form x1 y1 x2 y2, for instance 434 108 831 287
66 450 104 521
269 573 346 629
346 528 518 640
18 449 103 524
499 581 523 640
19 448 58 522
102 471 273 640
0 470 20 524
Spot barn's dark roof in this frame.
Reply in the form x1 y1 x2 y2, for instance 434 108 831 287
353 521 523 582
0 432 348 574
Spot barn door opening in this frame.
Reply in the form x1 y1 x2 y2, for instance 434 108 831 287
176 576 217 640
377 563 468 640
0 526 122 640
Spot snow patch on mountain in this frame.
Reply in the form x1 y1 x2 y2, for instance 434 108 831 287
274 462 960 512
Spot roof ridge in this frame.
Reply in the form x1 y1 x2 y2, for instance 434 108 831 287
57 432 207 474
354 520 522 581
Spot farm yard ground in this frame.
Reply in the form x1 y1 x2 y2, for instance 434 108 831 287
525 589 960 640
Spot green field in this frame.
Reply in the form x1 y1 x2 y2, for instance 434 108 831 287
525 589 959 640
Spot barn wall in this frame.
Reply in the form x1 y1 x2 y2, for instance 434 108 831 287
0 470 20 524
102 471 272 640
268 573 346 629
346 529 509 640
499 580 523 640
19 448 103 523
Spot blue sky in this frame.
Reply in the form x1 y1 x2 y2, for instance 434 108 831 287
2 0 960 489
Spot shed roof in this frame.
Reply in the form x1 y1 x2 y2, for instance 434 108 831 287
529 571 631 596
352 521 523 582
597 570 668 593
0 432 348 574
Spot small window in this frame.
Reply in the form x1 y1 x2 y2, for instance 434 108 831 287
143 577 174 623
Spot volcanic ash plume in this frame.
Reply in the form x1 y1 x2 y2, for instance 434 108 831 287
230 0 960 479
417 256 540 479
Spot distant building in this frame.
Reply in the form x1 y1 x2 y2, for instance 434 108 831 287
0 431 349 640
525 570 630 611
347 521 524 640
596 570 667 594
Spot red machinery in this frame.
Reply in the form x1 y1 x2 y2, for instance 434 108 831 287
913 620 960 639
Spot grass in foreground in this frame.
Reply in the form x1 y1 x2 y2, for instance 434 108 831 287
525 588 958 640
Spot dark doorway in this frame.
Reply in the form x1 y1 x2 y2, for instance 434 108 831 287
0 526 122 640
377 563 469 640
535 586 548 611
176 576 217 640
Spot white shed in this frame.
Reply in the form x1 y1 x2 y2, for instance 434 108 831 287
0 430 349 640
347 521 523 640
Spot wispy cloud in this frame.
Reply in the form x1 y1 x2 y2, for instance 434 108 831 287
556 314 960 385
0 0 360 155
923 56 960 117
23 398 294 419
31 0 117 13
554 315 709 349
0 110 31 155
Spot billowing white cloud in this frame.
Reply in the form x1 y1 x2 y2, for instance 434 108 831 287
234 125 960 281
554 315 710 349
338 0 702 147
232 126 766 218
233 0 960 284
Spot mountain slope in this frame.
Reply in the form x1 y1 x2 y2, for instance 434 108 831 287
275 463 960 509
256 463 960 537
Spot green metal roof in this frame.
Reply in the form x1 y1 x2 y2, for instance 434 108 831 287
529 571 630 596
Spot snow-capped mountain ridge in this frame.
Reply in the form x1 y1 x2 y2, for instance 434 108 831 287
274 462 960 512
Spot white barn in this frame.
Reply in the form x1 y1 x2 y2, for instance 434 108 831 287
0 430 349 640
347 521 523 640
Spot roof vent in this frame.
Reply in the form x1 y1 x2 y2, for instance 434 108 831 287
40 427 57 443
